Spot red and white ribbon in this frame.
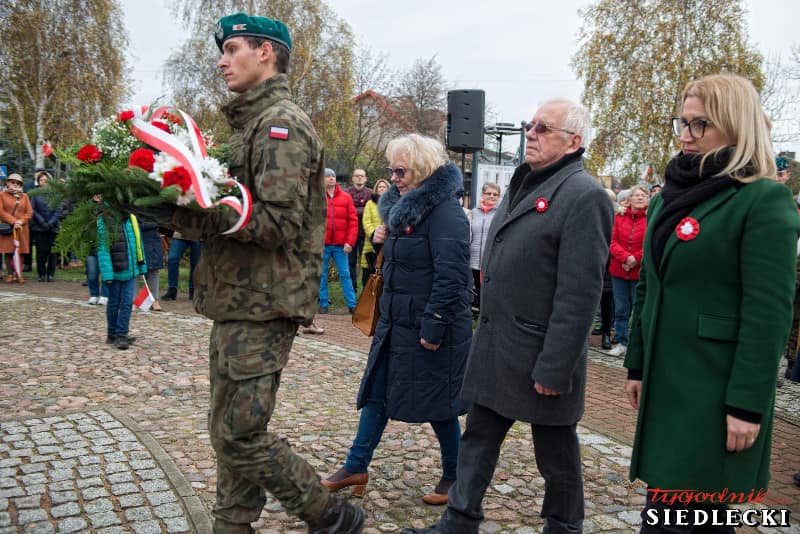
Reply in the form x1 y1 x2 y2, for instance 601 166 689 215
129 106 252 235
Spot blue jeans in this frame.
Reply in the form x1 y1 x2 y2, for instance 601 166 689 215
106 278 136 337
85 255 109 298
319 245 356 309
611 276 638 346
167 239 201 290
344 357 461 479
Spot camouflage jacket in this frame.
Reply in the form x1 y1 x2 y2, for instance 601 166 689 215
170 74 325 325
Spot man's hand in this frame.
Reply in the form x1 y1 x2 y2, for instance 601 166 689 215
625 379 642 409
534 383 561 396
343 243 353 254
726 415 760 453
420 338 440 351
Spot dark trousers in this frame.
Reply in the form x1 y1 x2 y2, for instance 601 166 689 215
471 269 482 309
438 403 583 534
600 288 614 336
32 231 57 278
348 233 365 292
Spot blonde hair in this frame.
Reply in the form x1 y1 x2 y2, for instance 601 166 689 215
373 178 390 193
385 133 448 185
682 73 775 182
629 184 649 198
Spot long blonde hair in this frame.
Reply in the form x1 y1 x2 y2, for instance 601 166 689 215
681 73 775 182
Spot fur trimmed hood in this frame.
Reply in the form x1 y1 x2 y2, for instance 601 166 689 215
379 162 463 233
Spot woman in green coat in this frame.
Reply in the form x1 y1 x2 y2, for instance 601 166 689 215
624 73 800 530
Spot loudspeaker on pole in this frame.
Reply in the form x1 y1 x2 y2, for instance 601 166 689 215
447 89 485 152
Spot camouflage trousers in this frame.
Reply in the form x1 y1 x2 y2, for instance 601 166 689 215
208 319 329 533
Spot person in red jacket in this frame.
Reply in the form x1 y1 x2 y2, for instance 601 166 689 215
319 168 358 313
608 184 649 356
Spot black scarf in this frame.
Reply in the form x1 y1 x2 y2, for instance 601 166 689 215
650 149 738 268
508 148 584 211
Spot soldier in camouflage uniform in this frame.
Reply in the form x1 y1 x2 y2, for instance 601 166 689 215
132 12 365 534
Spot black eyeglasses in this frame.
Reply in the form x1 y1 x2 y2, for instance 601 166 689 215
386 167 408 179
671 117 712 139
523 121 575 136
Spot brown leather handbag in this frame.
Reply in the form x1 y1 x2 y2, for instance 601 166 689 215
352 248 384 336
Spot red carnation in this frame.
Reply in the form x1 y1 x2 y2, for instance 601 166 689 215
162 166 192 192
76 144 102 163
128 148 155 172
152 120 171 134
118 110 134 122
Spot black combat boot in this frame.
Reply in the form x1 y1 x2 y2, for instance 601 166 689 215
161 287 177 301
306 495 365 533
188 287 194 300
602 333 612 350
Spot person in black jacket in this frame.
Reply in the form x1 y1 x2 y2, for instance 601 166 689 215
321 133 472 506
30 171 61 282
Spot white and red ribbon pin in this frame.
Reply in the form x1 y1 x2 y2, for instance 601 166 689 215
675 217 700 241
535 197 549 212
130 106 252 235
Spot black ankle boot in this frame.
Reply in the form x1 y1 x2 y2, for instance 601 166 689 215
602 333 612 350
161 287 177 301
188 287 194 300
306 495 365 533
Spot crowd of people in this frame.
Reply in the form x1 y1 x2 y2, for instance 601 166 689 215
2 10 799 534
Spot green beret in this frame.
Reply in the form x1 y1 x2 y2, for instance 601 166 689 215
215 12 292 53
776 156 789 171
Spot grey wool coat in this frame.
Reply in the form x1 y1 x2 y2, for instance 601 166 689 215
460 156 614 425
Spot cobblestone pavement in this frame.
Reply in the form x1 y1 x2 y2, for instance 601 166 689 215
1 282 798 533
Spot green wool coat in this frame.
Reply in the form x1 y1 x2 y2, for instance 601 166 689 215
624 177 800 493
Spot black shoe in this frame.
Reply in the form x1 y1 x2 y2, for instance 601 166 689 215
401 528 440 533
793 471 800 486
121 335 136 345
161 287 177 301
348 307 355 314
47 276 54 282
319 306 329 314
106 335 116 345
115 336 129 350
602 334 612 350
188 288 194 300
37 276 45 282
306 495 365 533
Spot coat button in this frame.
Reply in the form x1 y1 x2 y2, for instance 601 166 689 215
481 316 489 323
495 236 503 243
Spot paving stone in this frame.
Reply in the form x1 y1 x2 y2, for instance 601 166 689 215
119 495 148 512
50 502 81 518
111 482 139 495
57 517 87 533
131 520 161 534
96 528 126 534
78 455 101 466
78 466 103 479
129 460 156 470
146 490 177 506
0 512 8 527
49 490 77 505
23 522 54 534
107 471 134 484
104 462 128 474
88 511 122 528
137 468 165 480
0 487 25 499
84 498 115 514
76 476 103 489
154 502 183 519
13 495 41 508
17 509 48 525
165 517 191 533
140 479 169 492
81 486 109 500
0 479 15 490
124 506 153 521
25 484 45 496
103 452 127 464
20 473 46 486
18 464 46 475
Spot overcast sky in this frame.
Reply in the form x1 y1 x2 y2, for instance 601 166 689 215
122 0 800 155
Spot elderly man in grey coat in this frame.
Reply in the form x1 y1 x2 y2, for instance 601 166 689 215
403 98 614 534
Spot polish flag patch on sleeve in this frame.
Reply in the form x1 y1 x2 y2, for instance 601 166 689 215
269 126 289 140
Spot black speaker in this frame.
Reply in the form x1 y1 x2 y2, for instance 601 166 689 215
447 90 485 152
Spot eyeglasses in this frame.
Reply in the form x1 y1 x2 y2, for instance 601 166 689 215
523 121 575 136
671 117 712 139
386 167 408 179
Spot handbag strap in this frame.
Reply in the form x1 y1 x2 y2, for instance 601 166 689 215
374 248 384 273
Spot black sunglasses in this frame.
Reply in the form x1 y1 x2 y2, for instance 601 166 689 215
386 167 408 179
524 121 575 136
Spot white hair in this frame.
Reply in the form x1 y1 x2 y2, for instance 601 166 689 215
541 97 593 148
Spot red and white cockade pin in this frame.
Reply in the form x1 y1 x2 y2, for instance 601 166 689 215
403 225 413 235
675 217 700 241
535 197 549 212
